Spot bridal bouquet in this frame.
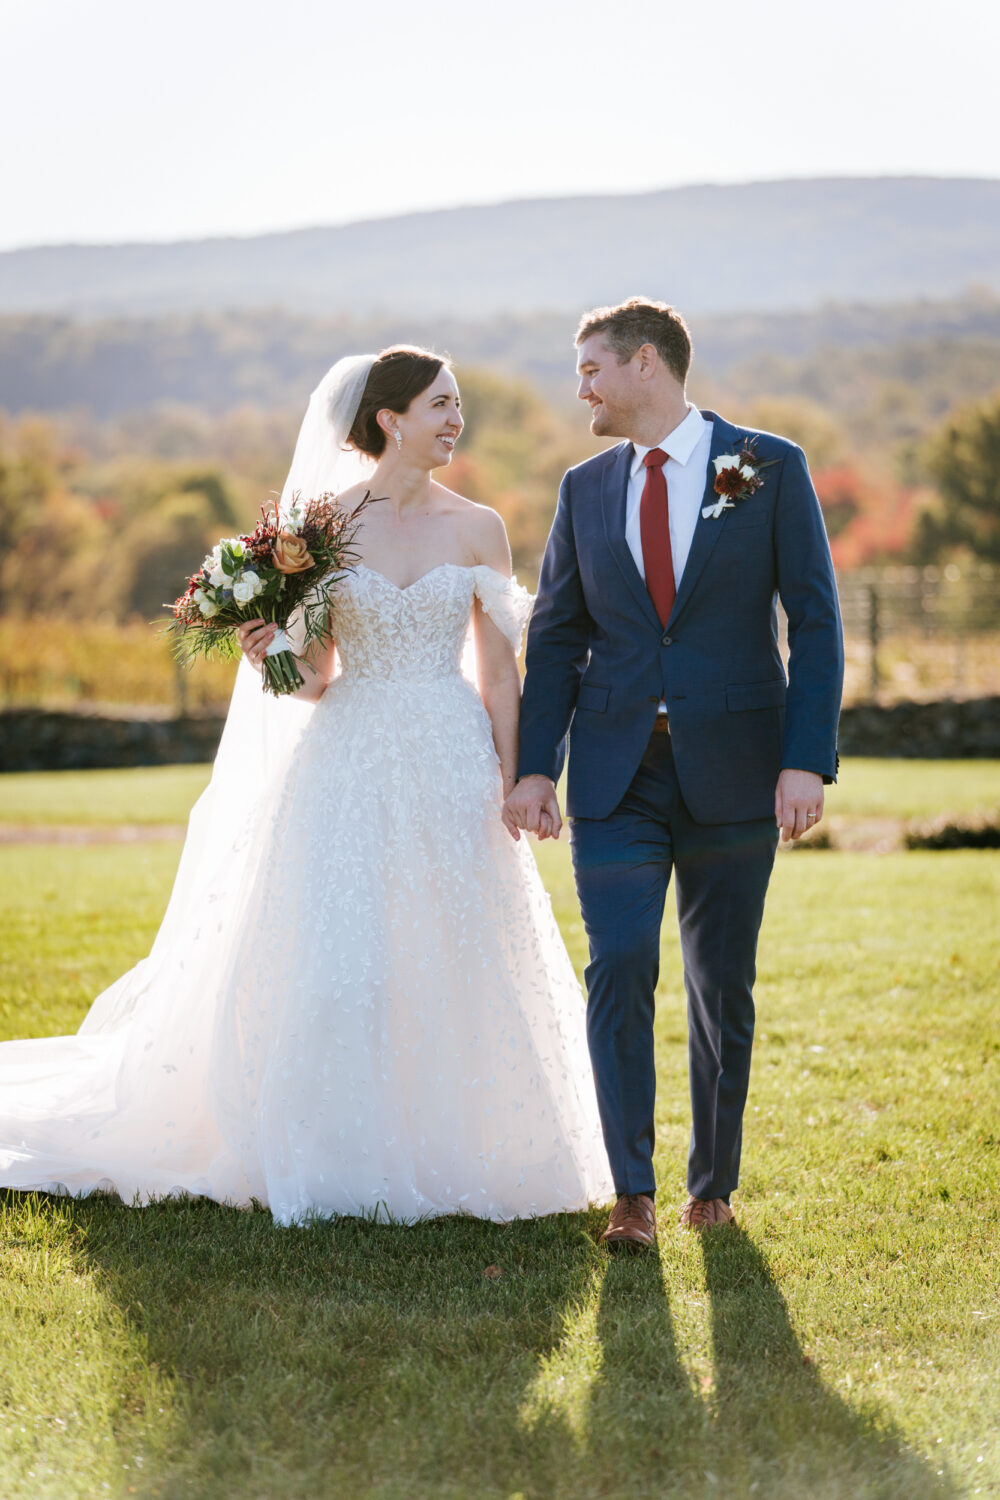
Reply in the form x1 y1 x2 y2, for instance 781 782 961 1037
168 491 374 695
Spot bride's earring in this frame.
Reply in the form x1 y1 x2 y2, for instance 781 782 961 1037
393 429 402 451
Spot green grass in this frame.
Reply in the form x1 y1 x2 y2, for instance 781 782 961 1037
0 843 183 1039
1 777 998 1497
2 758 998 830
828 759 1000 819
0 765 212 826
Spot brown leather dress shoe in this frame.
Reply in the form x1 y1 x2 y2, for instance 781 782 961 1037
678 1196 736 1230
599 1193 657 1250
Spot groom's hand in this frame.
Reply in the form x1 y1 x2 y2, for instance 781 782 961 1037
775 769 824 842
502 775 563 843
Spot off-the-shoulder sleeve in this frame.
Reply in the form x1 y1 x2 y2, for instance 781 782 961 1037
472 565 534 652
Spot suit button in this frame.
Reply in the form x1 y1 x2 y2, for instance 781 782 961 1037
661 634 673 646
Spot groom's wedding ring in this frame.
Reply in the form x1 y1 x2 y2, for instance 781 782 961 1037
806 813 817 819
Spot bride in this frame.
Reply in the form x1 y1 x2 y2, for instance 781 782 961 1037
0 346 614 1225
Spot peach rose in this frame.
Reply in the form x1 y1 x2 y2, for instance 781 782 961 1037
271 532 314 574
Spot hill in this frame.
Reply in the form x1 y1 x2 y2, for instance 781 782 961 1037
1 178 998 319
2 294 999 421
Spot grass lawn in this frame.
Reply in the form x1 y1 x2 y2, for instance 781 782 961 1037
2 758 999 830
826 759 1000 819
0 768 998 1498
0 765 213 826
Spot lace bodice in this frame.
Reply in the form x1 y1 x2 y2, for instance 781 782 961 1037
329 563 532 683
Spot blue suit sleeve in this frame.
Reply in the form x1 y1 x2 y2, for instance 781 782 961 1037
517 470 593 784
774 445 845 781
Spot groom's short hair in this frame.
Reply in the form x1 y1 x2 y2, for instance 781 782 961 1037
575 298 692 384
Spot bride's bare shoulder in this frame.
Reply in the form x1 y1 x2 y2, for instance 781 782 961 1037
432 487 511 572
431 483 501 525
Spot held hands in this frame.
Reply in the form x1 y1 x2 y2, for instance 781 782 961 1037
775 768 824 842
237 618 278 671
501 775 563 844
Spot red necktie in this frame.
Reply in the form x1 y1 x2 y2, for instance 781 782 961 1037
640 448 675 625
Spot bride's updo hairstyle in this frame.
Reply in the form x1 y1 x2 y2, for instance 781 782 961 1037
347 345 450 458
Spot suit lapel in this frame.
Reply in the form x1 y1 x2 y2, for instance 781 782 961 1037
600 443 663 631
666 412 743 629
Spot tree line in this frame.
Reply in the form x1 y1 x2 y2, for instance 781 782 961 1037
2 292 998 426
1 369 996 628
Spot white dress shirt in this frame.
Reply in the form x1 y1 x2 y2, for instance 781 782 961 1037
626 405 714 590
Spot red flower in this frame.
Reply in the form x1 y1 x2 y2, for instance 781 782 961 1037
714 467 747 499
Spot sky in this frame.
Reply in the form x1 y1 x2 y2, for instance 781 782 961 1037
2 0 998 252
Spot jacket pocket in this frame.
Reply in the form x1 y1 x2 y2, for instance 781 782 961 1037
725 506 769 530
576 683 610 713
726 679 786 712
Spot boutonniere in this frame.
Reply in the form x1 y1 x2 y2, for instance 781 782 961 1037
702 438 778 520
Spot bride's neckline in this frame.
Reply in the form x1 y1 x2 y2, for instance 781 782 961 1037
353 561 504 593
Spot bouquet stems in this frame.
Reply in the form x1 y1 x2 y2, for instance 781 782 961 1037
256 603 305 697
261 647 304 697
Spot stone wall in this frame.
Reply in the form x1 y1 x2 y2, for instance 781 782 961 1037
0 708 226 772
836 697 1000 759
2 697 999 773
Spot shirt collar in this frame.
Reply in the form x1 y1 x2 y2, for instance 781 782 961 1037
630 405 708 477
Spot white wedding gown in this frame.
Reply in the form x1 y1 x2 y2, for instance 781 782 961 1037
0 563 613 1224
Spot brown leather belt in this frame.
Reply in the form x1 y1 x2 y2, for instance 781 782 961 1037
651 714 671 735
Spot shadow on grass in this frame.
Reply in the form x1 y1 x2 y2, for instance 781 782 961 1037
571 1246 710 1464
15 1193 959 1499
515 1226 956 1499
56 1193 605 1499
697 1226 956 1498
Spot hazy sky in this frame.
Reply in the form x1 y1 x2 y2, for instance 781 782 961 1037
3 0 997 251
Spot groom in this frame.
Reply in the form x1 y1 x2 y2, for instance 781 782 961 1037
503 298 843 1248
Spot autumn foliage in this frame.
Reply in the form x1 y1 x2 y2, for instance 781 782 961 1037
813 465 922 569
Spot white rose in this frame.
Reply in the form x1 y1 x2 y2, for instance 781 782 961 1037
208 563 227 586
740 463 756 480
713 454 740 475
193 588 219 618
232 571 262 605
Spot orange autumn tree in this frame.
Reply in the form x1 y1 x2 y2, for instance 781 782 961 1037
813 465 920 570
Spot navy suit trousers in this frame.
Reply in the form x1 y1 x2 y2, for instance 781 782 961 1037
569 729 778 1200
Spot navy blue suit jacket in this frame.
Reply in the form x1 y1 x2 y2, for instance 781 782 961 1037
517 412 845 825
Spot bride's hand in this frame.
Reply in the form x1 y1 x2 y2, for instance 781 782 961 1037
237 618 278 671
501 775 562 843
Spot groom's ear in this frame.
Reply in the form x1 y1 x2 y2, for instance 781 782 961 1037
635 343 659 380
